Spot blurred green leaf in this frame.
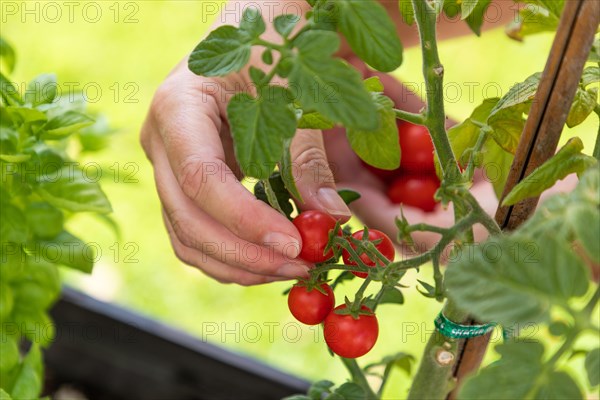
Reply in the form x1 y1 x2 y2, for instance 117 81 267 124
378 286 404 305
506 1 561 41
0 72 21 106
461 0 480 19
0 282 14 323
483 136 514 198
274 14 301 38
239 7 265 39
290 31 378 131
0 204 28 244
347 93 400 169
581 66 600 88
24 74 57 106
566 88 597 128
25 202 64 239
585 348 599 387
0 389 11 400
32 231 94 273
337 189 361 205
5 106 47 125
297 111 335 130
35 167 112 213
227 86 296 179
336 0 403 72
589 37 600 63
490 72 540 116
398 0 415 25
42 111 94 139
332 382 366 400
503 138 597 206
10 344 43 399
446 233 589 326
0 37 16 73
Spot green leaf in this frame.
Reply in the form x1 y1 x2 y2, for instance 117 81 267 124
585 348 600 387
0 204 28 244
274 14 301 37
24 74 57 106
42 111 95 139
13 280 58 311
78 114 114 152
188 26 252 77
33 231 94 273
571 205 600 263
337 189 361 205
0 72 21 106
416 279 436 298
0 334 19 373
0 154 30 162
483 136 514 198
332 382 366 400
536 371 583 399
239 7 265 39
581 66 600 88
35 167 112 213
297 111 335 130
506 4 560 41
227 86 296 179
446 233 589 326
566 88 597 128
589 37 600 63
465 0 492 36
461 0 480 19
290 31 378 131
11 344 43 400
25 202 64 239
488 105 527 154
308 380 335 399
336 0 403 72
490 72 540 117
280 138 303 202
459 342 545 400
0 388 12 400
347 93 400 169
502 138 597 206
363 76 384 92
5 106 47 124
281 396 311 400
398 0 415 25
0 37 16 73
378 286 404 305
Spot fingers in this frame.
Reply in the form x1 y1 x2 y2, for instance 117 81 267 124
149 132 310 279
162 211 290 286
290 129 352 220
151 79 302 254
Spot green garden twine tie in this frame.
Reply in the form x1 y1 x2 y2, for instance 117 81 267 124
434 312 496 339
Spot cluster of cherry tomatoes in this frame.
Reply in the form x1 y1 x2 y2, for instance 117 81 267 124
287 210 396 358
364 121 440 212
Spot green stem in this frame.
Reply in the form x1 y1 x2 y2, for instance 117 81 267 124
352 277 372 312
341 358 378 400
394 109 427 125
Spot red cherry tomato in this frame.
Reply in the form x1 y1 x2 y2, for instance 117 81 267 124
399 122 435 173
323 305 379 358
342 229 395 278
387 174 440 212
293 211 340 263
288 283 335 325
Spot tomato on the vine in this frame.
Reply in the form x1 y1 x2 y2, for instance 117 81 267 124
323 304 379 358
399 122 435 173
288 283 335 325
388 174 440 212
342 229 395 278
293 210 341 263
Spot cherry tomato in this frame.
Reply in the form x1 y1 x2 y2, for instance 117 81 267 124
293 211 340 263
288 283 335 325
387 174 440 212
323 304 379 358
399 122 435 173
342 229 395 278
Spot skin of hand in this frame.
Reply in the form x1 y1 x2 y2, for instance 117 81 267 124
141 0 543 284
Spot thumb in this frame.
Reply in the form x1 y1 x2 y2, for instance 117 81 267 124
290 129 352 220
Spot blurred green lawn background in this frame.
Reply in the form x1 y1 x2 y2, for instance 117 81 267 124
3 1 598 398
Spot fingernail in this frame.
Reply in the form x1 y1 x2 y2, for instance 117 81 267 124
263 233 301 259
277 263 310 279
317 187 352 218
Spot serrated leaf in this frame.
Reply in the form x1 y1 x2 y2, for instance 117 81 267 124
239 7 265 38
42 111 95 139
336 0 403 72
228 86 296 179
35 167 112 213
585 348 599 387
488 105 526 154
188 26 252 77
446 234 589 326
0 37 16 73
24 74 57 106
490 72 540 116
347 93 400 169
398 0 415 25
297 111 335 130
566 88 597 128
274 14 301 37
502 138 597 206
290 31 378 131
337 189 361 205
581 66 600 88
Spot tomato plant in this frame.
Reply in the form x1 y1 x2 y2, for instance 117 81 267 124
288 282 335 325
188 0 600 396
387 174 440 212
0 38 113 399
293 210 341 263
342 229 395 278
323 305 379 359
